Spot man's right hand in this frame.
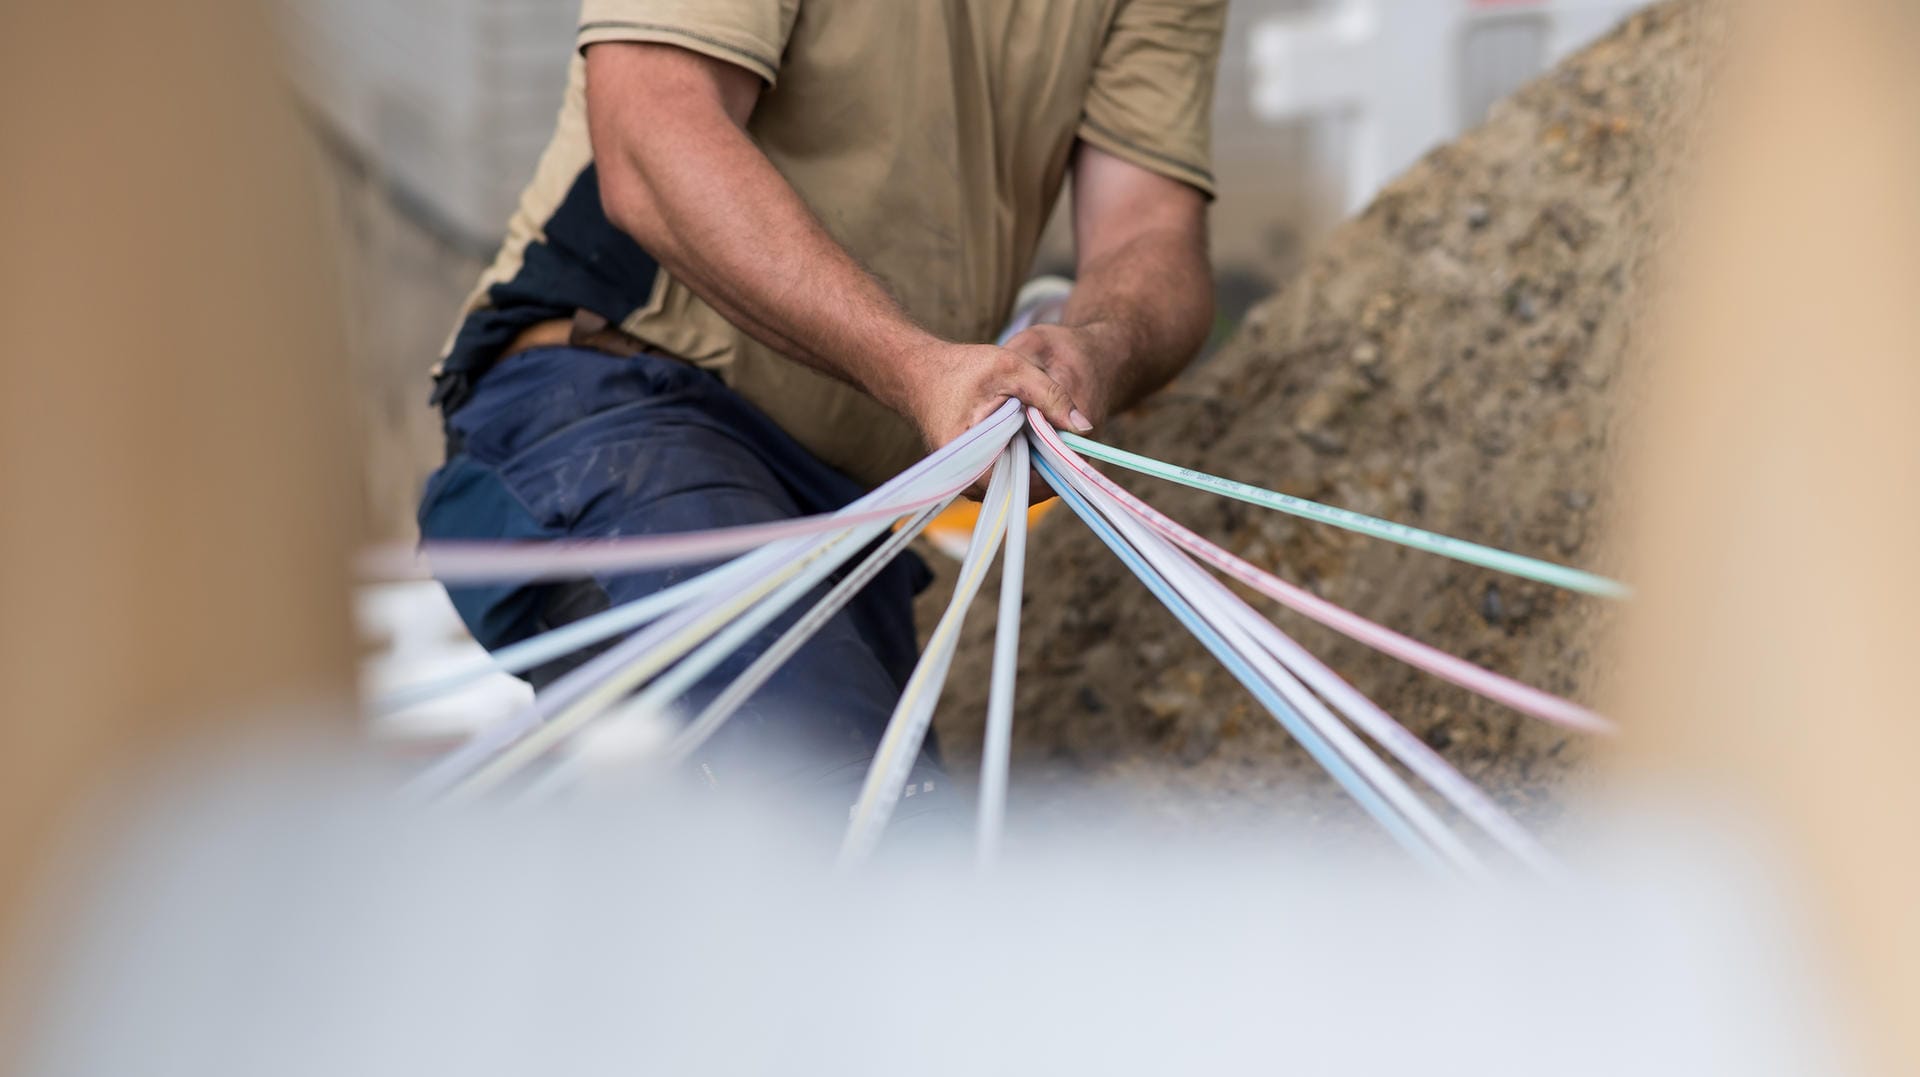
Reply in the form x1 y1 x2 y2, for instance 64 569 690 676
894 341 1093 453
584 44 1093 473
589 44 1087 463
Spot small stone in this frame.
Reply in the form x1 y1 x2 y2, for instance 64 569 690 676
1481 584 1505 626
1465 201 1491 230
1507 286 1541 324
1141 686 1197 720
1293 382 1355 456
1178 727 1218 765
1505 589 1536 623
1300 429 1348 456
1078 686 1108 714
1359 293 1400 332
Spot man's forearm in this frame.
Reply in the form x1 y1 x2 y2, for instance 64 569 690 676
583 43 1089 452
1060 225 1214 416
586 46 939 416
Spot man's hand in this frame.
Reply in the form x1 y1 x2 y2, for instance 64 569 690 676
998 320 1134 428
585 42 1098 458
894 341 1091 452
1001 143 1214 427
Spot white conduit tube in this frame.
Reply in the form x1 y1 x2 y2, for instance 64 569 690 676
660 500 951 769
379 402 1024 584
1035 449 1442 868
446 497 967 801
1070 470 1484 877
427 527 870 801
1033 434 1469 875
367 490 947 584
374 554 748 714
975 435 1029 868
509 502 956 809
537 504 957 784
841 449 1019 865
451 515 921 800
410 404 1023 799
1216 598 1561 875
1034 417 1558 871
380 404 1025 712
1027 415 1610 734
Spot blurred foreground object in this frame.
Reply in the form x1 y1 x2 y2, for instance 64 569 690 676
0 0 356 1054
1607 0 1920 1072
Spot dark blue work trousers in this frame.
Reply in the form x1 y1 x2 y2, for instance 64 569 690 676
418 346 950 817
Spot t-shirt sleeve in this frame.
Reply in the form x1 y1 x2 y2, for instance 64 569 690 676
577 0 801 86
1076 0 1226 198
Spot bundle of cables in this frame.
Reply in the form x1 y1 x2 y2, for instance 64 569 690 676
362 391 1625 880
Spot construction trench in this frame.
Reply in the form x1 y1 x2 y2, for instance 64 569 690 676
931 1 1717 833
332 0 1724 838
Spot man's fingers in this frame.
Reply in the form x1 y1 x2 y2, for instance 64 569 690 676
1000 356 1090 433
1001 329 1102 429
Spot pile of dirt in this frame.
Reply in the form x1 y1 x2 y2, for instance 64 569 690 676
935 1 1722 833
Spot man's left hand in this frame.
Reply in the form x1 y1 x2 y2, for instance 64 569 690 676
1000 320 1133 430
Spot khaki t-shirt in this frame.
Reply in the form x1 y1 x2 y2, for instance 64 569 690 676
445 0 1225 488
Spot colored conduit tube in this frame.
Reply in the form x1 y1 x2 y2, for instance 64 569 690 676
1031 448 1446 871
659 500 953 769
1031 414 1612 735
1038 435 1484 877
976 435 1030 868
1034 416 1565 871
842 450 1019 864
410 403 1024 798
1058 431 1629 599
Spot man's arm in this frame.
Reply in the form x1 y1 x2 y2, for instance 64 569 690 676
1002 142 1214 425
583 42 1090 449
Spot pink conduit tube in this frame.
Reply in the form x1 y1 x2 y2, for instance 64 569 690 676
361 488 956 584
1027 411 1613 736
362 401 1025 584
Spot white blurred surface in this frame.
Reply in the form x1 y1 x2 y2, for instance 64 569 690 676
357 581 532 741
16 752 1860 1077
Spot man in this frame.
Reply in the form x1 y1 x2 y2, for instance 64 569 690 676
421 0 1223 815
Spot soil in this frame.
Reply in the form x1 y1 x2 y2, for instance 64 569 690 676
930 1 1724 839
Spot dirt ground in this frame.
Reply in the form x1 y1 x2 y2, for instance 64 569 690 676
932 2 1722 840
